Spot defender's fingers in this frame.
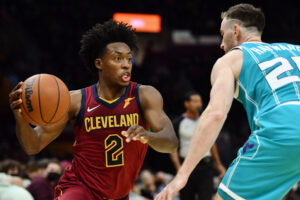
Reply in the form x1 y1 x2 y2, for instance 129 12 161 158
155 192 166 200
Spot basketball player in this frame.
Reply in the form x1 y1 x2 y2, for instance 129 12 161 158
9 20 178 200
170 91 225 200
155 3 300 200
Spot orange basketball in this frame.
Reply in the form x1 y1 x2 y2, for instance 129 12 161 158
20 74 70 126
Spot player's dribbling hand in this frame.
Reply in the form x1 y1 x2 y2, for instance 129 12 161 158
154 174 187 200
9 82 24 117
121 125 149 144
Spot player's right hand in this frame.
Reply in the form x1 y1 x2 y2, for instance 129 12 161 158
9 82 23 116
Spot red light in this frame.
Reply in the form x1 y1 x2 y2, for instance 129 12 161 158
113 13 161 33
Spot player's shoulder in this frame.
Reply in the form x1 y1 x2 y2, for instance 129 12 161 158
217 49 243 66
137 84 163 108
70 89 82 103
69 84 93 103
69 89 83 119
213 49 243 79
137 85 161 98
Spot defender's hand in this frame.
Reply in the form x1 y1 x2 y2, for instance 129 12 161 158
121 125 149 144
9 82 23 116
155 174 188 200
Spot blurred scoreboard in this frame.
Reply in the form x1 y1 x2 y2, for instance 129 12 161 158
113 13 161 33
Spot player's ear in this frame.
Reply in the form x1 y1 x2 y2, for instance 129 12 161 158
95 58 103 70
233 24 240 39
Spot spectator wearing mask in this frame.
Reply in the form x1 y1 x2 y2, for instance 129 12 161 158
27 158 62 200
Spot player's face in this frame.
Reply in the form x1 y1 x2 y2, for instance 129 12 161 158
186 94 202 114
220 18 238 53
100 42 133 87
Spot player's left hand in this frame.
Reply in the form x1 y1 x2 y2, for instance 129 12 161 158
154 174 188 200
121 125 149 144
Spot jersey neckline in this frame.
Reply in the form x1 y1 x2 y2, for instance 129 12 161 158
92 83 131 108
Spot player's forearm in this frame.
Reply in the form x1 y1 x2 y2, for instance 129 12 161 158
147 125 178 153
16 119 41 155
170 152 181 171
178 107 227 178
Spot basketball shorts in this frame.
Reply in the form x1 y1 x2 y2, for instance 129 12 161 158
54 166 95 200
218 104 300 200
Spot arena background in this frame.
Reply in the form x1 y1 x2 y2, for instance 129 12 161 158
1 0 300 174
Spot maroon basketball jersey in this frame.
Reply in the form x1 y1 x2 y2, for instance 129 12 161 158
71 82 148 199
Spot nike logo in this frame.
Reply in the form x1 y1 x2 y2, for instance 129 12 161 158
87 105 100 112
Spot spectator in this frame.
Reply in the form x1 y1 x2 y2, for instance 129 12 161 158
140 169 157 199
26 158 62 200
0 177 33 200
0 159 22 176
0 171 33 199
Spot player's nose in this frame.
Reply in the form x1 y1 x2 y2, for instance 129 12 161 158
121 59 131 69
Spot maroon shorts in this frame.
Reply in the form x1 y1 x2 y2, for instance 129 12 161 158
54 167 95 200
54 167 129 200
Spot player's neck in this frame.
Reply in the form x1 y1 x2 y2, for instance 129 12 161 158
244 35 262 43
96 81 127 100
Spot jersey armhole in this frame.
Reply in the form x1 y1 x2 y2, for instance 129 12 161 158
230 46 243 99
134 84 146 123
75 88 86 129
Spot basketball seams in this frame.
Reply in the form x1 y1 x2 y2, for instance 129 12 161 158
38 74 47 124
46 77 60 123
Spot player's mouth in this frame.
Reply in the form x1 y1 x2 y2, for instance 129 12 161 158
121 73 131 82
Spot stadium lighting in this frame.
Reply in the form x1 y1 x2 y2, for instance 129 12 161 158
113 13 161 33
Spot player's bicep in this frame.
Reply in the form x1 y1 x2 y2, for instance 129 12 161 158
139 86 167 132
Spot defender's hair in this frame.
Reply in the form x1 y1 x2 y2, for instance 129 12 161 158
221 4 265 34
79 20 137 74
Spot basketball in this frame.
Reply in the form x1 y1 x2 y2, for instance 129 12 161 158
20 74 71 126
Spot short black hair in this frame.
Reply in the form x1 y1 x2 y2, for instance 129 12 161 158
0 159 21 174
79 19 138 74
221 4 265 34
184 91 200 102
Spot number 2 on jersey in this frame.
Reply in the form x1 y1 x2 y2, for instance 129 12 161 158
258 56 300 90
105 134 124 167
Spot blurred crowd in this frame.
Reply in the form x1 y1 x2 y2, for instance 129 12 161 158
1 158 300 200
0 158 67 200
